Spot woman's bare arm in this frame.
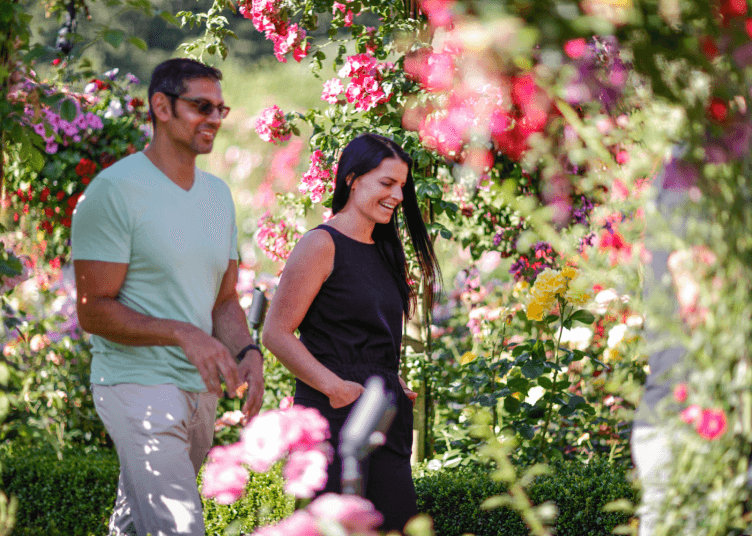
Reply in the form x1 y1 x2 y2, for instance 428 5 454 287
262 229 364 408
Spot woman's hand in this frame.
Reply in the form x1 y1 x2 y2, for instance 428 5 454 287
399 376 418 406
328 380 365 409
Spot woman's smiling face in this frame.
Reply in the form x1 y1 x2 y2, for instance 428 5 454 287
345 157 409 225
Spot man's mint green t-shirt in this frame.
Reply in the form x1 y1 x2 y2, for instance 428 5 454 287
71 152 239 392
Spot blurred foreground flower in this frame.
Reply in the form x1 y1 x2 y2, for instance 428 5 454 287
202 406 331 503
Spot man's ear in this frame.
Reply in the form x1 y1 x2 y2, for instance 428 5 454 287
150 92 174 125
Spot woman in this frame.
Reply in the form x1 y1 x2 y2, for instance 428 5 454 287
262 133 441 533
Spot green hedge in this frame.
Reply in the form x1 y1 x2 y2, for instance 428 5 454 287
1 446 633 536
416 457 635 536
0 445 293 536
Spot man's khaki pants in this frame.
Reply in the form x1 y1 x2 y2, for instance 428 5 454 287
92 383 218 536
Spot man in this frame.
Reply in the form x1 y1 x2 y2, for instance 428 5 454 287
72 58 264 536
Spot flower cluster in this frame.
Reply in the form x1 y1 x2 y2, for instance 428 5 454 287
253 493 382 536
202 406 331 503
239 0 309 63
526 265 592 321
321 53 394 112
675 384 728 440
299 150 337 203
28 103 104 155
255 210 302 263
8 69 147 249
254 105 292 144
332 0 356 27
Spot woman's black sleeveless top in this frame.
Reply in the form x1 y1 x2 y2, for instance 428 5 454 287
295 225 411 454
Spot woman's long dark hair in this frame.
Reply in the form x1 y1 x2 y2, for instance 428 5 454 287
331 133 441 317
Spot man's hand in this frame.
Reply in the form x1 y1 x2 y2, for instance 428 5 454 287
177 326 240 397
238 349 264 423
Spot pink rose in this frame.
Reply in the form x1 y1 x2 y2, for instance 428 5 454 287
696 409 727 440
240 410 287 472
308 493 384 534
673 383 688 403
283 448 329 498
201 456 249 504
681 404 701 424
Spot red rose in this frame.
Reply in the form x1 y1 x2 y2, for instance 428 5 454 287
56 191 65 201
40 187 50 202
76 158 97 177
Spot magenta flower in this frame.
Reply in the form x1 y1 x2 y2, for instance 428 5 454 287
283 448 329 498
564 38 587 59
240 410 288 472
202 444 250 504
281 406 331 450
254 105 292 144
308 493 384 534
681 404 701 424
673 383 688 403
321 78 344 104
696 409 727 440
300 149 336 203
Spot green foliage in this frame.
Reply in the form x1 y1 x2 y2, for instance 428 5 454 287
0 445 294 536
415 458 635 536
0 445 118 535
201 463 295 535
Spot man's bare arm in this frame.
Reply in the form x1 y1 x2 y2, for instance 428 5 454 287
212 260 264 420
75 259 240 396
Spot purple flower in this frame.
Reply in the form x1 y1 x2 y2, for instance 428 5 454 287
32 123 46 137
86 112 103 130
733 43 752 68
104 68 119 80
126 73 140 85
45 141 58 154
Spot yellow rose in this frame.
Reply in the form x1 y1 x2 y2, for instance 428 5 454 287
526 300 548 321
460 351 478 365
564 275 592 306
534 268 567 296
603 348 620 363
561 265 577 279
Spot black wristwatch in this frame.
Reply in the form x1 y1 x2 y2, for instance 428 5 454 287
235 343 261 363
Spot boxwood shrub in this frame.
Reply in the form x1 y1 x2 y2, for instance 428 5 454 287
1 445 633 536
0 445 293 536
415 457 635 536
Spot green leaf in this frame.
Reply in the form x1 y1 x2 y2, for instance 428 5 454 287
160 10 182 27
537 376 553 389
559 405 575 416
504 396 521 414
59 99 77 122
506 377 529 392
103 29 126 49
521 362 545 379
29 148 45 172
569 309 596 325
439 228 452 239
128 36 147 50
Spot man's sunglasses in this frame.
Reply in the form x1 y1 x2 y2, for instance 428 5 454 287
162 92 231 119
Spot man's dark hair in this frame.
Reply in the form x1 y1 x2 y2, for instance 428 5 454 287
148 58 223 126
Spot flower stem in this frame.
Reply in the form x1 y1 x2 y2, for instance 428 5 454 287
534 300 568 463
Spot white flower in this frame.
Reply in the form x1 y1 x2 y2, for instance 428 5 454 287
84 82 97 94
626 314 643 328
104 99 124 119
427 460 442 471
559 326 593 351
607 324 629 349
592 289 619 314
